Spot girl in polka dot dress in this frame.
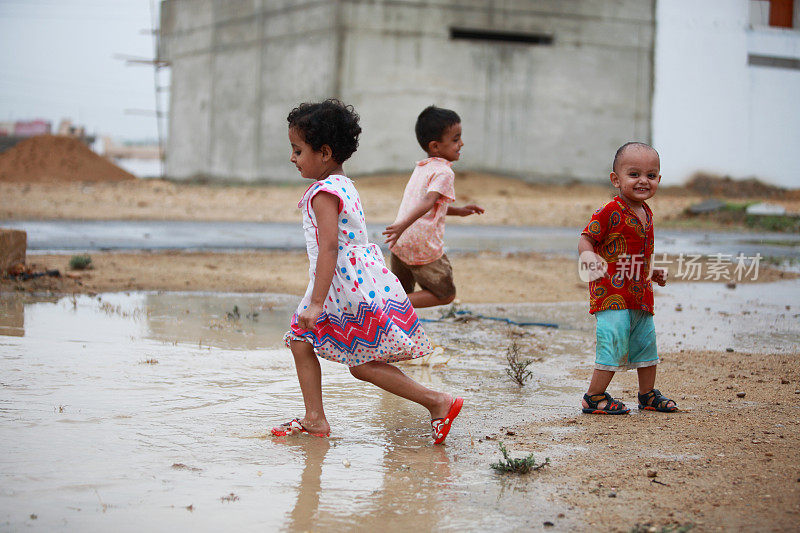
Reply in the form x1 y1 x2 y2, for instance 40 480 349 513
271 99 463 444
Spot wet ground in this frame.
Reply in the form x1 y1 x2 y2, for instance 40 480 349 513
1 280 798 531
4 219 800 259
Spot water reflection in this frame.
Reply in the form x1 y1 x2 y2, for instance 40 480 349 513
278 438 330 531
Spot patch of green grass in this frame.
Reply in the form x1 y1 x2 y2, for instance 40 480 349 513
744 213 800 233
680 202 800 233
490 442 549 474
69 254 92 270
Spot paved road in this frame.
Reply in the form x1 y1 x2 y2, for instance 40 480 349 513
2 219 798 259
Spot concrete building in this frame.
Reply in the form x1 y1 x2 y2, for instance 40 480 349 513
159 0 655 183
653 0 800 188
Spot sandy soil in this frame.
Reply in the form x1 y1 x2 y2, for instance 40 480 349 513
3 173 799 227
5 250 794 298
510 349 800 532
2 176 799 531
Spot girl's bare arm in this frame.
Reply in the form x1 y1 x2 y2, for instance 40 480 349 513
297 191 339 330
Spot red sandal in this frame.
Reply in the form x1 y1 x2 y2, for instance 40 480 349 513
431 397 464 444
271 418 330 438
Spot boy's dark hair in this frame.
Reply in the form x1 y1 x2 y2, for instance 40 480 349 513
287 99 361 163
612 142 659 173
415 105 460 152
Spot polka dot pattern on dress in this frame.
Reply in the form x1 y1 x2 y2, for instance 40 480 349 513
286 174 434 366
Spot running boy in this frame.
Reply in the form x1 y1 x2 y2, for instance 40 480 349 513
578 142 677 414
383 105 484 308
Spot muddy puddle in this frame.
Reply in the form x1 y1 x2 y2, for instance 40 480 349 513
1 280 798 531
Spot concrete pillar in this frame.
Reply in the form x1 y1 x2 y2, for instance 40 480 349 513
0 228 27 275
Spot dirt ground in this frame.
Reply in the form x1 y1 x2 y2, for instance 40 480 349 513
511 350 800 532
3 173 799 227
2 175 799 531
4 250 794 298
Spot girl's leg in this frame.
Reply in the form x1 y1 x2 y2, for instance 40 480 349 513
349 361 453 419
582 368 616 409
289 339 330 435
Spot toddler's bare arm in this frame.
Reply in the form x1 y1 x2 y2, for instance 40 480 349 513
651 268 668 286
579 234 609 281
447 204 485 216
383 191 442 247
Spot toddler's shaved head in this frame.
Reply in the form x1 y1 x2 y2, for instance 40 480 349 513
613 142 659 173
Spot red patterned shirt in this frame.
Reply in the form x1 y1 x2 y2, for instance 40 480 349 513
582 196 655 315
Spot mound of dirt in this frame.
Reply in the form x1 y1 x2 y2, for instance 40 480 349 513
684 172 799 199
0 135 135 183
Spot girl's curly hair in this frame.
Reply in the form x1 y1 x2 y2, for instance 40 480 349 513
287 99 362 164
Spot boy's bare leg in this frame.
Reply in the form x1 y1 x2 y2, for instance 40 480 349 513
637 364 657 395
408 290 455 309
582 368 616 408
289 340 330 435
349 361 453 419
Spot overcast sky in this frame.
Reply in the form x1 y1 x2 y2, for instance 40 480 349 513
0 0 162 141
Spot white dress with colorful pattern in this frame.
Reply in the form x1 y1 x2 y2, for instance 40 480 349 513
284 175 434 366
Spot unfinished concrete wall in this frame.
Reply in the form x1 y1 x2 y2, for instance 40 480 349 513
340 0 654 181
160 0 654 183
160 0 340 182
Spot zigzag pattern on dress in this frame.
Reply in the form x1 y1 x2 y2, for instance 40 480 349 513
291 298 421 355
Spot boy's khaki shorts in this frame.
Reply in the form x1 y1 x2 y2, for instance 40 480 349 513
390 253 456 300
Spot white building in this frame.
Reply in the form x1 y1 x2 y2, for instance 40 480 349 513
653 0 800 187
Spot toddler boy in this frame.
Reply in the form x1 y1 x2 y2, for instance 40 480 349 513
578 142 677 414
383 105 484 308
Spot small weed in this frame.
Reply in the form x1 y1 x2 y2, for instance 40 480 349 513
630 524 694 533
220 492 239 503
171 463 202 472
226 305 259 321
98 302 143 320
55 405 66 413
505 340 533 386
69 254 92 270
438 302 462 319
94 489 111 512
142 358 158 365
491 442 549 474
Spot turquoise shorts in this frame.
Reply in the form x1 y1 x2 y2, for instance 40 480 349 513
594 309 659 371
